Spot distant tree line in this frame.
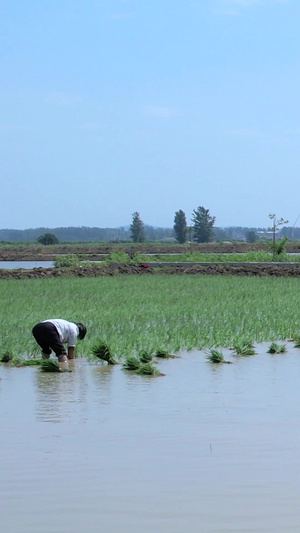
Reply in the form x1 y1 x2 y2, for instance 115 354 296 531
0 225 174 243
0 214 294 244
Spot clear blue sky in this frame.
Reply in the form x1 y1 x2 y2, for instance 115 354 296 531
1 0 299 230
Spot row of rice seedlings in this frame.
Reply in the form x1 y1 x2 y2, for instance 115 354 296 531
207 341 288 364
4 275 300 358
122 354 164 376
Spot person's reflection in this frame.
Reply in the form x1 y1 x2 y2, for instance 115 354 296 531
90 364 115 406
34 360 89 423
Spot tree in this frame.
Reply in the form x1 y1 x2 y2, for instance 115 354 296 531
268 214 288 248
268 214 289 259
173 209 187 244
192 206 215 243
130 212 145 243
37 233 59 245
245 230 257 243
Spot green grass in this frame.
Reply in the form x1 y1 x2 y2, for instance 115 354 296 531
142 251 300 263
1 275 300 360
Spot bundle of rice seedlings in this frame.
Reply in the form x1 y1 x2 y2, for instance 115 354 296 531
267 342 287 354
294 336 300 348
40 359 61 372
207 349 224 363
136 363 164 376
91 340 118 365
139 351 153 363
0 350 14 363
206 349 232 364
155 350 179 359
232 342 256 357
23 359 44 366
122 355 141 371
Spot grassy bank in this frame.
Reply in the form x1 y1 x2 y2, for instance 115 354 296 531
1 275 300 360
138 251 300 263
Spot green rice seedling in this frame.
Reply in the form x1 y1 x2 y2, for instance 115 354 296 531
40 359 61 372
206 349 232 364
21 359 44 366
5 275 300 359
0 350 14 363
139 351 153 363
232 342 256 356
136 363 164 376
10 356 26 367
155 349 179 359
230 340 254 349
122 355 141 371
207 349 224 363
267 342 286 354
91 340 118 365
294 336 300 348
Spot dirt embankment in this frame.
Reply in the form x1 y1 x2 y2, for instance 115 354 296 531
1 243 300 279
1 263 300 280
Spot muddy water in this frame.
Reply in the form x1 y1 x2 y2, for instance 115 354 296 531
1 345 300 532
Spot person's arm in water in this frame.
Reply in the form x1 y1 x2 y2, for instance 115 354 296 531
68 346 75 359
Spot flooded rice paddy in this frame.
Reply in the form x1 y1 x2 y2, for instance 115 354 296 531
1 343 300 532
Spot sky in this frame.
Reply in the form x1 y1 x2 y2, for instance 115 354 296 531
1 0 300 230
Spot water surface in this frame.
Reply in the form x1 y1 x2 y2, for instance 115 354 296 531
0 261 54 269
1 345 300 532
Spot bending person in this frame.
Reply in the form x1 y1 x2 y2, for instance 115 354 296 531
32 319 87 363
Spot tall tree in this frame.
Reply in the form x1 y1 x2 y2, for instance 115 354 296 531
173 209 187 244
192 206 215 243
130 212 145 243
245 230 257 243
37 233 59 245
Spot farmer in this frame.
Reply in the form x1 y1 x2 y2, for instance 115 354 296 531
32 319 87 363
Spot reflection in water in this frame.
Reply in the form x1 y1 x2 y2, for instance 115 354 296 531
1 345 300 532
34 360 89 423
90 363 115 404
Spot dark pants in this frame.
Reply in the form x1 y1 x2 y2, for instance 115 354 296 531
32 322 67 357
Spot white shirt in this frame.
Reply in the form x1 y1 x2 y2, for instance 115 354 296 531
43 319 79 347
